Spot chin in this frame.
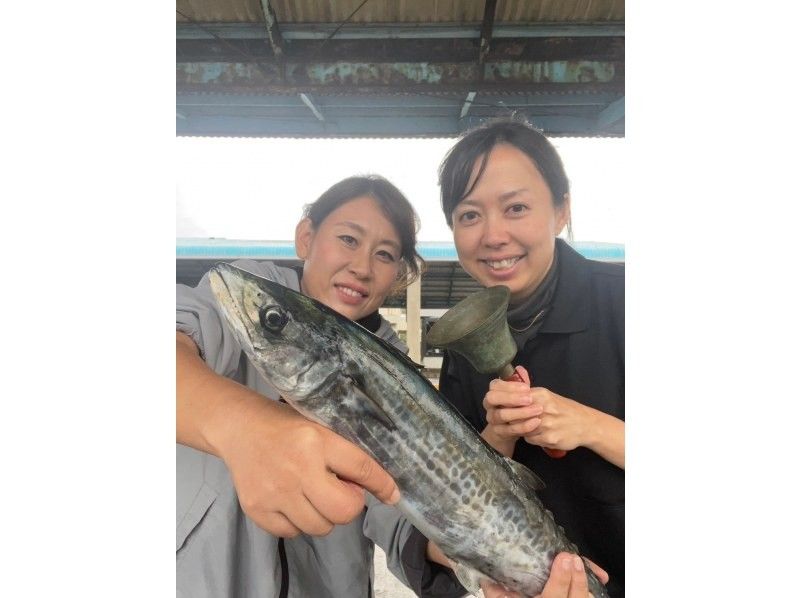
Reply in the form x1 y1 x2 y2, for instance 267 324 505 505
337 304 364 320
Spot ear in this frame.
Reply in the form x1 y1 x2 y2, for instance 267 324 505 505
555 193 571 235
294 218 315 260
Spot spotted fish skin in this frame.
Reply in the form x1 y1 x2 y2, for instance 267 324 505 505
208 263 609 597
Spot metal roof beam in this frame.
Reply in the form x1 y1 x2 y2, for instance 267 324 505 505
460 91 477 118
298 93 325 121
176 114 613 138
258 0 285 59
595 95 624 129
176 23 625 41
478 1 498 64
177 92 622 109
177 36 624 63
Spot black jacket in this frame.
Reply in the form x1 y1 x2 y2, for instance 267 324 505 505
439 239 625 597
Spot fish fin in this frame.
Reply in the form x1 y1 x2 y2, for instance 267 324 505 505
451 561 484 596
504 456 546 491
343 375 397 431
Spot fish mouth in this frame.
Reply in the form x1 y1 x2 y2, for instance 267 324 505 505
208 267 256 347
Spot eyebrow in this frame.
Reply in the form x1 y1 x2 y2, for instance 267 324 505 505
457 187 528 207
498 188 528 201
337 221 401 252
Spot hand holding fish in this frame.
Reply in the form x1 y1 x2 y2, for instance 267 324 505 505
220 398 401 537
176 331 400 538
481 553 609 598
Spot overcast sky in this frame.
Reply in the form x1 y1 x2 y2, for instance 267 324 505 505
176 136 626 244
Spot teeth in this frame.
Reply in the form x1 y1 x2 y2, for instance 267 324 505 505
339 286 364 298
485 257 520 270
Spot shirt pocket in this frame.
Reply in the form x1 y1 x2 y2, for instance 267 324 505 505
176 483 217 553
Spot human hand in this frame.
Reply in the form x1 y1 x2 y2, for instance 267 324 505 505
521 384 592 453
481 366 543 456
216 395 399 538
482 365 594 454
480 553 609 598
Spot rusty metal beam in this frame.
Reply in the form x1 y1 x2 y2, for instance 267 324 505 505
176 60 621 93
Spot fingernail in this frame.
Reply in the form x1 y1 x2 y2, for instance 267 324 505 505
389 487 401 504
574 556 584 571
562 556 572 571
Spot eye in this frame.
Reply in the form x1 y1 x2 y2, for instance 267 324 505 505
339 234 357 247
507 203 529 216
456 210 480 225
259 305 288 333
376 249 397 263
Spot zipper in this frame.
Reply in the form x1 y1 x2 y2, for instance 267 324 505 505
278 537 289 598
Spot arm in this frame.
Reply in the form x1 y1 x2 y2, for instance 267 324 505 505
363 495 466 598
482 366 625 469
177 331 400 537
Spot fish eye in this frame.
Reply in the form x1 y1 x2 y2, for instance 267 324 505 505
259 305 288 333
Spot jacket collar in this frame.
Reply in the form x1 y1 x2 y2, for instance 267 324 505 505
538 238 591 334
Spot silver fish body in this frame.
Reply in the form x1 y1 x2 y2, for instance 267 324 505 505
208 263 608 598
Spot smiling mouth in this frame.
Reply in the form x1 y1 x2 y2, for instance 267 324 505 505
482 256 522 270
336 284 367 298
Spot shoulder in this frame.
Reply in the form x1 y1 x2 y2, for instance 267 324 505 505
226 259 301 291
374 318 409 354
584 259 624 313
586 259 624 288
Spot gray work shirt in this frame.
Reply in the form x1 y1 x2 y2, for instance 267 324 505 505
176 260 421 598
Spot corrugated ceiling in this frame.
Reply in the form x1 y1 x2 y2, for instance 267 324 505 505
176 0 624 137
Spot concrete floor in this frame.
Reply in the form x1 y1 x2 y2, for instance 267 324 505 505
373 546 417 598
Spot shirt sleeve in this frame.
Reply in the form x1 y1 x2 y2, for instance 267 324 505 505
362 494 466 598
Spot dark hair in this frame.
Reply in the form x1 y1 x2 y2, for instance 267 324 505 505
438 118 572 236
303 175 424 289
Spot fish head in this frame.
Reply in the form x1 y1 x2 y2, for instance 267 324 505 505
208 263 341 399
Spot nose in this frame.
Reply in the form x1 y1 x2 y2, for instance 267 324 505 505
348 246 372 279
481 213 510 248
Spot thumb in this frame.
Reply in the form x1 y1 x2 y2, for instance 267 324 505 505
514 365 531 387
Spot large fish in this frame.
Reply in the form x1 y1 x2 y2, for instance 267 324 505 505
208 263 609 598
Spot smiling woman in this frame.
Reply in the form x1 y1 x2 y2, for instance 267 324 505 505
448 143 571 304
294 175 422 320
176 174 452 598
426 119 625 597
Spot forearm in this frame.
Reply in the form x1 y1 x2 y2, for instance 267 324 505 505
582 407 625 469
176 331 272 457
